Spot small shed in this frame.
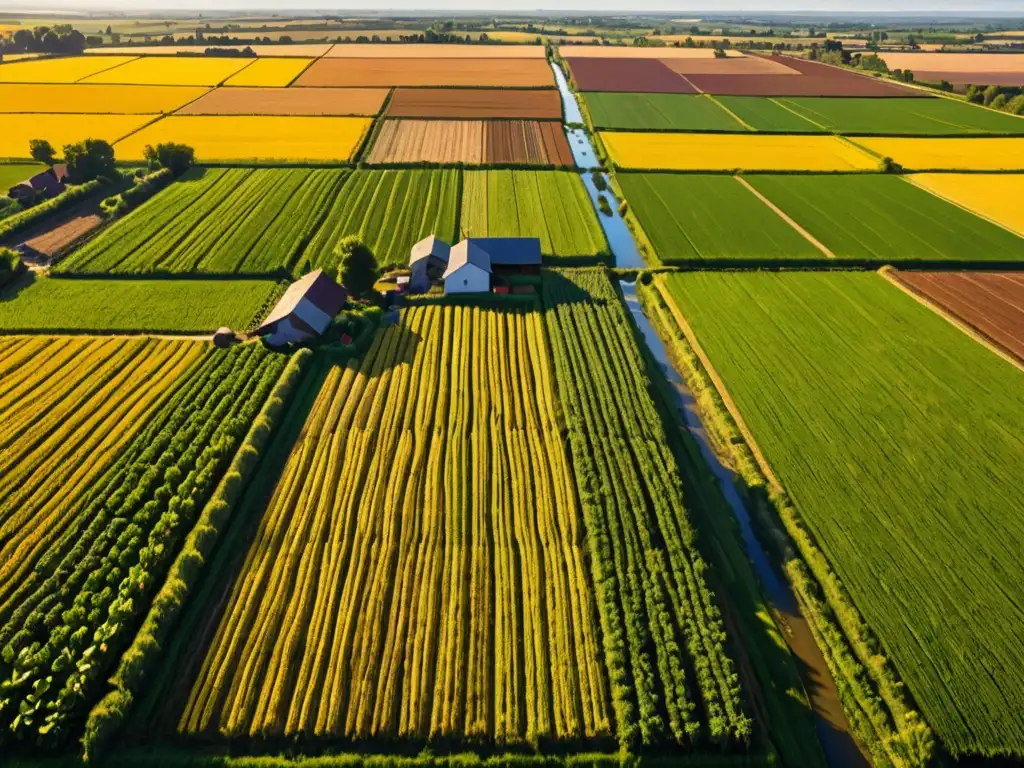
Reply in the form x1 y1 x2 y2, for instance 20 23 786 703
443 240 491 294
8 164 69 202
409 235 451 293
255 269 348 346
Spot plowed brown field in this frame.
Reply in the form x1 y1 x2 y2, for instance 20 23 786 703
661 57 802 75
324 43 546 58
385 88 562 118
177 86 388 115
565 57 696 93
892 270 1024 363
295 58 555 88
366 119 573 165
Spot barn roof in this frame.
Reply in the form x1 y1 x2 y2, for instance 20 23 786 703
410 235 451 266
465 237 542 266
443 240 492 279
256 269 348 334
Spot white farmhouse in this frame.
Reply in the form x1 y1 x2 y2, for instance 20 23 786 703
442 240 491 294
255 269 348 345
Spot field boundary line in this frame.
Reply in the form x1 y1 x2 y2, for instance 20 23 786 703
901 175 1024 238
652 277 786 495
766 97 826 131
703 93 755 131
73 55 139 84
675 71 703 93
880 267 1024 374
220 57 258 86
734 175 836 259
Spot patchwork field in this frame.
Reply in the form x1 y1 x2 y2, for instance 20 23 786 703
323 43 547 57
683 58 923 97
617 173 823 262
601 132 878 171
746 174 1024 262
660 56 802 75
460 170 608 261
584 93 744 131
0 277 278 332
176 86 388 116
385 87 563 119
0 113 157 159
222 57 312 87
57 167 349 275
565 58 697 94
295 57 555 88
910 173 1024 234
0 83 208 113
0 337 288 747
658 270 1024 758
367 119 573 166
714 96 822 132
0 55 137 83
856 136 1024 170
889 270 1024 363
81 56 254 86
113 115 372 162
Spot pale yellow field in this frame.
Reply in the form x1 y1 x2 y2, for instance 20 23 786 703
879 52 1024 73
910 173 1024 234
223 58 312 87
555 46 745 58
0 83 208 113
601 132 879 171
0 113 157 158
0 55 137 83
82 56 253 86
324 43 546 58
857 137 1024 171
87 44 333 57
114 114 372 162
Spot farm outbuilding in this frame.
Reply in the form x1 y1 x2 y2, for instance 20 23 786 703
255 269 348 346
443 240 492 294
8 164 69 202
469 237 542 273
409 235 451 292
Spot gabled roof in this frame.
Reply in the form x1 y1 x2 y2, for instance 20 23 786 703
410 235 451 266
443 240 492 279
257 269 348 334
466 237 542 266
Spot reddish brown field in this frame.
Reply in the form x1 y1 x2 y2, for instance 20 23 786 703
385 88 562 119
564 57 696 93
366 119 572 165
660 56 802 76
294 58 555 88
892 270 1024 363
177 86 389 115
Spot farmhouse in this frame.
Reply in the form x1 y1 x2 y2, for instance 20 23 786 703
443 240 492 294
8 164 69 202
255 269 348 345
409 234 451 292
410 236 542 294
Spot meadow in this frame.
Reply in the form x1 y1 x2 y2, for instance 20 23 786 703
0 338 288 747
659 270 1024 758
57 167 349 276
0 277 279 332
855 136 1024 170
713 97 820 132
616 173 824 263
460 170 609 262
1 113 157 159
747 174 1024 262
910 173 1024 234
583 93 745 131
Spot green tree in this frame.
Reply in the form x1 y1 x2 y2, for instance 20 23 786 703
142 142 195 174
29 139 56 165
982 84 1001 105
336 236 379 298
63 138 116 183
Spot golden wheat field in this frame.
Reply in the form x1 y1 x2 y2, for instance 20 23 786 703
82 56 253 86
911 173 1024 234
114 115 372 162
0 83 209 113
857 137 1024 171
0 113 157 158
601 132 879 171
223 58 313 87
0 55 137 83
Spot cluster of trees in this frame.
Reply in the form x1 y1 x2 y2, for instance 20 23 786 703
0 25 86 55
967 83 1024 113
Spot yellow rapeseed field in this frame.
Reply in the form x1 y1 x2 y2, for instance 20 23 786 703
601 132 879 171
82 56 253 86
0 55 137 83
911 173 1024 234
223 57 312 87
0 84 209 113
0 113 158 158
857 137 1024 171
114 115 373 162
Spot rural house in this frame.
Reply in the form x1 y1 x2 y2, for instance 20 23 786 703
443 240 492 294
255 269 348 346
409 235 451 292
8 164 69 203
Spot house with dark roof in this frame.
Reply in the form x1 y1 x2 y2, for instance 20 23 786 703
8 164 69 203
255 269 348 345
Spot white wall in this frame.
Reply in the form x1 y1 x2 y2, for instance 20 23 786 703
444 263 490 294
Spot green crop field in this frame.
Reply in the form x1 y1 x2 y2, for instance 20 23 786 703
617 173 824 263
302 168 460 270
747 174 1024 262
584 93 745 131
714 97 822 132
661 270 1024 759
460 170 609 262
0 277 278 333
0 162 42 189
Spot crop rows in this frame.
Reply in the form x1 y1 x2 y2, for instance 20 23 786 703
0 340 287 746
541 269 750 751
169 306 612 744
460 170 609 262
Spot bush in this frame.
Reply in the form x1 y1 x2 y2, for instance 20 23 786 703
336 236 380 298
991 94 1009 110
591 170 608 192
63 138 116 183
29 138 56 165
143 142 195 175
0 246 23 289
597 194 612 216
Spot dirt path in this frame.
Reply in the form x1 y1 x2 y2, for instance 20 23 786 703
734 176 836 259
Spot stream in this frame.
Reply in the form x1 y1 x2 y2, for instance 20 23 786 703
552 59 866 767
